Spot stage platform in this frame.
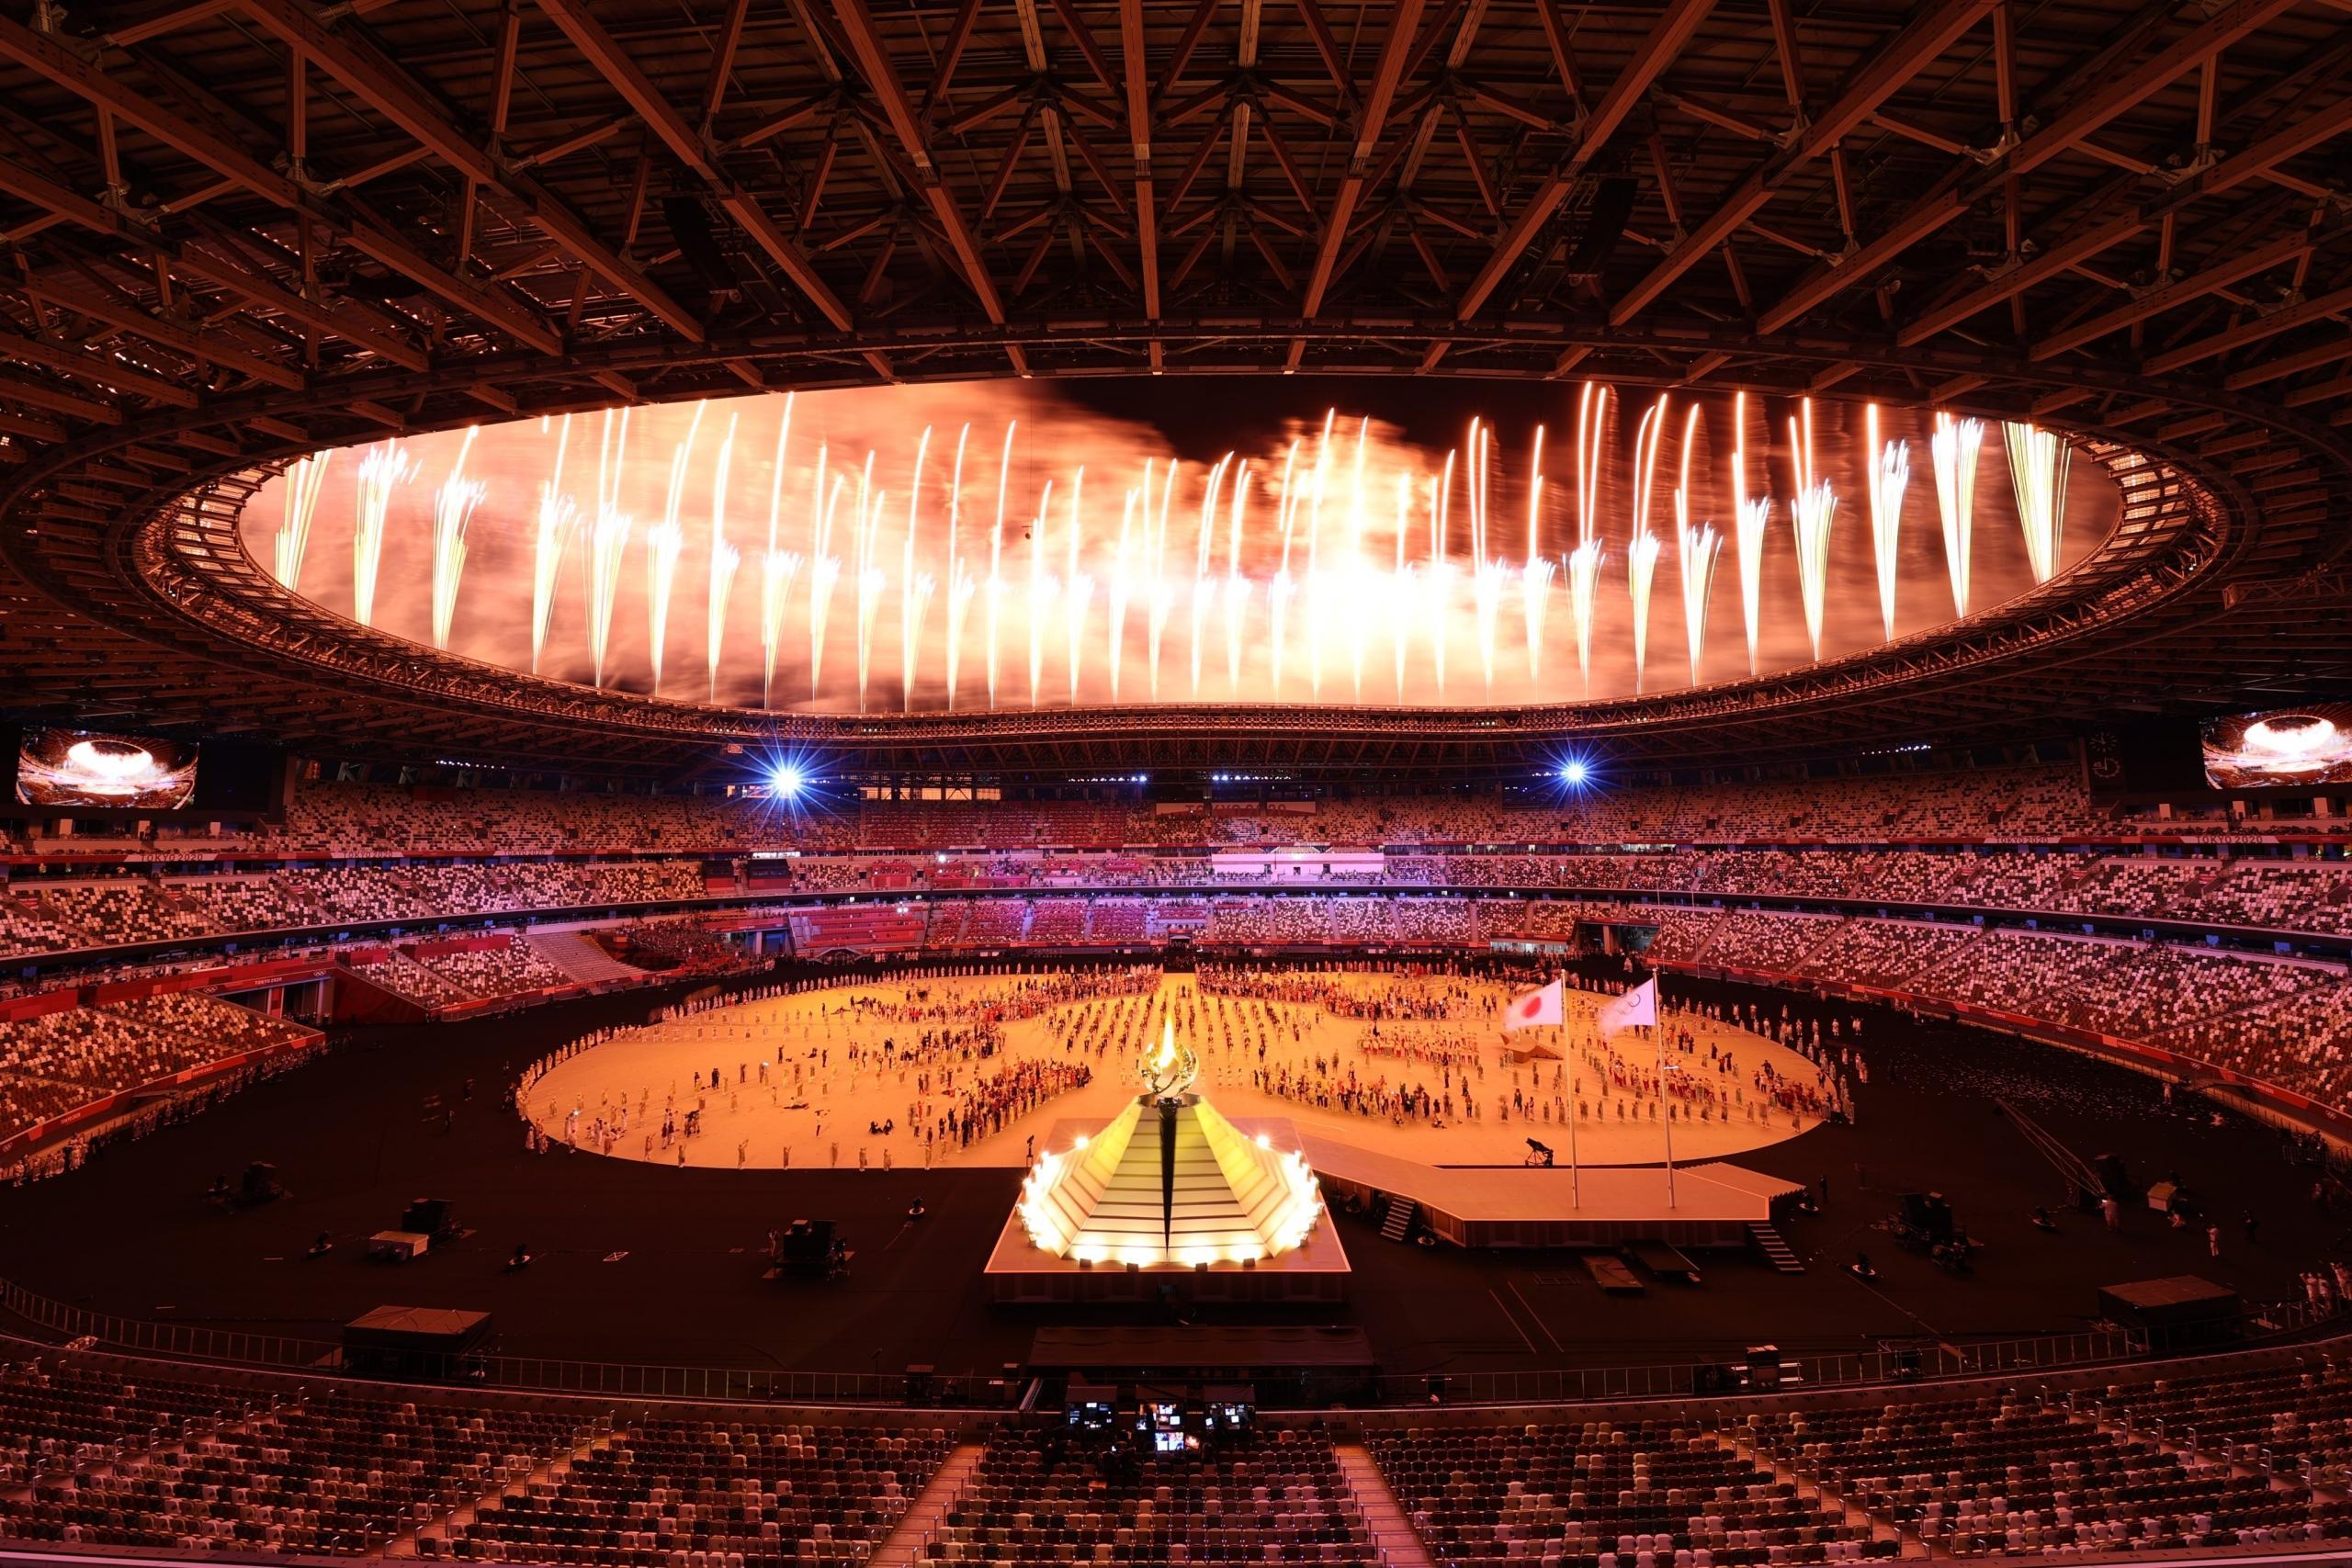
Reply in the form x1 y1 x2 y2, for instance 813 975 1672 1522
985 1116 1351 1304
1296 1131 1804 1247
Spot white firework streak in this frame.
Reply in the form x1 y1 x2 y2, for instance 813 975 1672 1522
759 395 797 707
1670 401 1716 689
1521 423 1548 682
645 517 684 694
1865 404 1911 642
707 412 741 702
1222 463 1250 694
1735 496 1770 676
1108 482 1137 704
1426 459 1452 697
586 503 631 690
1148 457 1181 699
944 424 975 710
1626 526 1661 693
1187 456 1229 698
1627 396 1668 694
1792 479 1838 661
530 413 575 675
2003 420 2070 583
759 547 801 709
1392 469 1414 699
1343 422 1371 700
1063 468 1094 705
854 455 884 712
352 440 413 627
988 422 1014 708
1679 521 1723 687
808 446 843 702
1306 411 1335 700
1566 539 1603 693
899 426 933 709
1027 479 1057 708
1932 412 1984 617
273 448 331 592
429 425 484 651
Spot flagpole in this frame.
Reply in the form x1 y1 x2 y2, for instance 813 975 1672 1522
1561 966 1577 1210
1656 978 1675 1209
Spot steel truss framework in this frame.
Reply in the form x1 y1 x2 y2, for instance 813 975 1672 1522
1 0 2351 780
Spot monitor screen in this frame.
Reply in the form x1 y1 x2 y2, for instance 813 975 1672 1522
2200 706 2352 790
15 728 199 809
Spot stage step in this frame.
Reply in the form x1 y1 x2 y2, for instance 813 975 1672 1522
1749 1222 1805 1273
1380 1194 1417 1242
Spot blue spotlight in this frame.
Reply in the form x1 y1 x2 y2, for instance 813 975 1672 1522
772 763 808 798
1559 759 1590 788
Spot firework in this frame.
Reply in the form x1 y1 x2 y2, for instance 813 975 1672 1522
707 413 741 703
1108 471 1139 703
1627 396 1669 692
1728 391 1767 676
1150 456 1184 699
1679 521 1723 688
808 446 842 702
1521 423 1551 682
898 427 933 710
1027 479 1057 708
854 452 885 712
2003 421 2070 583
586 502 631 690
1931 412 1984 616
1392 470 1415 699
272 449 331 592
1187 456 1230 698
530 414 575 675
1671 402 1718 688
759 396 798 707
1425 457 1453 697
1567 539 1603 693
944 425 977 709
645 518 684 694
352 440 413 627
760 547 801 709
1270 440 1300 698
1063 467 1095 705
429 425 484 651
987 422 1014 708
1222 464 1251 694
1865 404 1910 642
1792 481 1838 661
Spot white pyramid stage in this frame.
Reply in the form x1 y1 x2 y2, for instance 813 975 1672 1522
985 1021 1348 1303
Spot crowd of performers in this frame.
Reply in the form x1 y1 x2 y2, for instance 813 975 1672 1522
514 957 1858 1167
517 964 1154 1166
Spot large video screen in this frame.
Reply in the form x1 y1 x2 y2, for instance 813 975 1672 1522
2201 706 2352 790
15 728 200 809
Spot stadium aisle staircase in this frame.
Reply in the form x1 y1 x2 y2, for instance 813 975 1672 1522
1334 1442 1435 1568
865 1440 984 1568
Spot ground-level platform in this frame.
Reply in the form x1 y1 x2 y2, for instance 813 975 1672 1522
1298 1131 1804 1247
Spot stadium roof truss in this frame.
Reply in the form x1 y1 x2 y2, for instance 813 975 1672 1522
1 0 2350 778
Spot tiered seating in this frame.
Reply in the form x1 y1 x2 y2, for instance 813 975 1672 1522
1 1384 577 1555
416 938 574 1000
934 1428 1374 1565
444 1416 949 1567
1742 1387 2348 1555
1370 1417 1877 1566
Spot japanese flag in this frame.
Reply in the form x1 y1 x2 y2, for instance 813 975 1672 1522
1598 977 1657 1036
1503 977 1564 1032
